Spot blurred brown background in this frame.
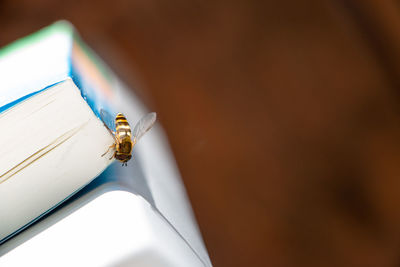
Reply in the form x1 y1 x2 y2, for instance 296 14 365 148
3 0 400 266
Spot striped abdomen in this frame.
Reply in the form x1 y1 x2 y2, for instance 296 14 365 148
115 113 133 161
115 113 132 136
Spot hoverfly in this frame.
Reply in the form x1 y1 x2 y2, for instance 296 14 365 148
100 109 157 166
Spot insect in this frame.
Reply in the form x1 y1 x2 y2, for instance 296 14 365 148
100 110 157 166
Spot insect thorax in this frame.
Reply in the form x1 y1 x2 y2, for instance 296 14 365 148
117 136 133 153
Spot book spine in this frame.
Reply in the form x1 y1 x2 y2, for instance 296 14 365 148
70 34 117 130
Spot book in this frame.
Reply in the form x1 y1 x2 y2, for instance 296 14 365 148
0 168 210 267
0 21 212 267
0 21 120 242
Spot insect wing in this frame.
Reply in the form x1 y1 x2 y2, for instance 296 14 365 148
132 112 157 141
100 109 116 132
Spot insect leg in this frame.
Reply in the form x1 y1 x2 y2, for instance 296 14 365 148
102 143 116 157
109 150 116 160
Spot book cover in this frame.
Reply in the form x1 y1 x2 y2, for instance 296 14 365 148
0 21 212 267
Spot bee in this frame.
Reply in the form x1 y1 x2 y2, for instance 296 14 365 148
100 110 157 166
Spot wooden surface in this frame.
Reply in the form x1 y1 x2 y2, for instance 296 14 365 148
2 1 400 266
